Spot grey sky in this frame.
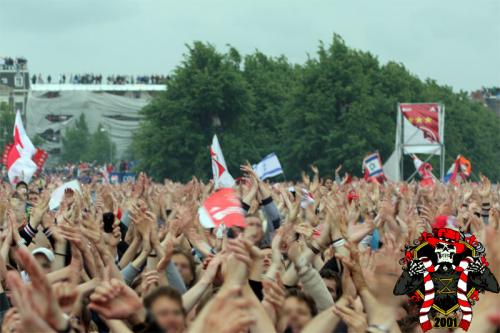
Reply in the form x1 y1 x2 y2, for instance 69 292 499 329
1 0 499 91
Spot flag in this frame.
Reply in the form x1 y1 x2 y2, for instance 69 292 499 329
286 187 315 208
49 180 81 210
198 188 245 229
363 152 385 183
399 103 443 156
210 135 235 189
32 148 48 171
445 155 471 184
101 166 110 184
13 111 36 156
3 111 42 185
412 154 435 187
400 103 441 143
252 153 283 180
300 188 315 208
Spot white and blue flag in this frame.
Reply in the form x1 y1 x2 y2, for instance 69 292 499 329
253 153 283 180
363 152 384 179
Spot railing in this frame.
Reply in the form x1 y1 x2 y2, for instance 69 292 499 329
31 84 166 92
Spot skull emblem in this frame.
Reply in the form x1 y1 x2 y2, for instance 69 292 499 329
435 242 456 264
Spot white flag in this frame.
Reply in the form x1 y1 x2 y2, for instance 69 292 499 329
49 180 81 211
363 152 384 179
252 153 283 180
13 111 36 156
7 111 38 184
210 135 235 189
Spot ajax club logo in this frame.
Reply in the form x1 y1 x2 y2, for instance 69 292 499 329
394 226 499 331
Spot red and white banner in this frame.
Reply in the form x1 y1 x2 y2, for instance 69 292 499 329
210 135 235 189
400 103 443 155
198 188 245 229
1 111 47 185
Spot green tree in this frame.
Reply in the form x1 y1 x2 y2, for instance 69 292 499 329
0 102 15 151
133 36 500 181
133 42 252 181
61 114 90 163
85 124 116 164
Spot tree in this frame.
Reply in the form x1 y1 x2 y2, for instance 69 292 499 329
133 36 500 181
0 102 15 151
61 114 90 163
85 124 116 164
133 42 252 181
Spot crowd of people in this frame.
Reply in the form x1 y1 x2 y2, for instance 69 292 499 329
0 164 498 333
31 160 135 183
0 57 28 71
31 74 169 85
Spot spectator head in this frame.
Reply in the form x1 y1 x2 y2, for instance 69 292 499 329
320 268 342 301
172 248 196 287
243 214 264 245
283 288 317 333
144 286 186 333
324 176 333 189
28 190 40 205
260 245 272 273
15 181 29 199
31 247 54 274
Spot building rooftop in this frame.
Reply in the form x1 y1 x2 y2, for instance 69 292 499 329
31 84 166 92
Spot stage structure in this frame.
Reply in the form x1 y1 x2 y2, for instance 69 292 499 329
27 84 166 164
383 103 445 182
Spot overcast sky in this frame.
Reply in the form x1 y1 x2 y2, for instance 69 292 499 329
1 0 499 91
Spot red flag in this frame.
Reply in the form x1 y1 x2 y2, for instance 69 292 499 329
198 188 245 229
32 148 48 170
400 103 440 143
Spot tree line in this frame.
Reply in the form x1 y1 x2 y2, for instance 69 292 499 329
131 35 499 182
60 114 117 165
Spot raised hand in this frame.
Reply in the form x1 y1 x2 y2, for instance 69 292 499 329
53 281 79 313
156 234 174 271
192 286 256 333
225 235 256 286
332 297 368 333
310 165 319 175
88 278 144 321
478 174 492 201
335 164 343 175
1 308 22 333
29 191 50 228
301 171 311 187
139 270 161 297
200 253 224 285
262 272 285 324
6 247 68 332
